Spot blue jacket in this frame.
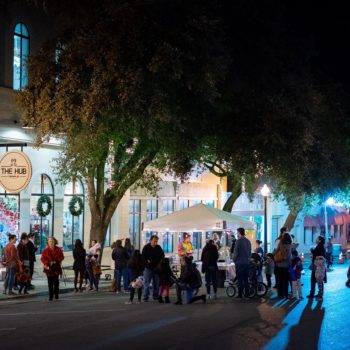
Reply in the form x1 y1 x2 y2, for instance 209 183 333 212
233 236 252 265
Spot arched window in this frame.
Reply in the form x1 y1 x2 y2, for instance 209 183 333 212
0 186 20 248
30 174 54 252
63 180 85 251
13 22 29 90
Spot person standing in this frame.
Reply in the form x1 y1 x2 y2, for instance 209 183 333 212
157 257 176 303
112 239 130 293
41 237 64 301
230 234 237 260
273 227 287 289
274 233 292 299
73 239 86 292
141 235 164 302
307 235 326 300
126 250 145 304
3 234 21 295
233 227 252 299
17 233 30 292
264 253 275 290
201 239 219 299
26 232 37 288
124 238 134 289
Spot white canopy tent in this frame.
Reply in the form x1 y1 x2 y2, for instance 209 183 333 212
143 203 256 232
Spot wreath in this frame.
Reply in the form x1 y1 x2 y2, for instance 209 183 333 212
37 195 52 217
69 196 84 216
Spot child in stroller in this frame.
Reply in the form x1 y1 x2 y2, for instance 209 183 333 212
249 253 263 284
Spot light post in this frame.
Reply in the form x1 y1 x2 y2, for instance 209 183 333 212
261 184 270 254
324 197 334 240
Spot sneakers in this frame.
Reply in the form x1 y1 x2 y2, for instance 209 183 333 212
207 294 211 300
136 300 141 304
125 301 133 305
8 290 17 295
174 300 182 305
213 293 217 300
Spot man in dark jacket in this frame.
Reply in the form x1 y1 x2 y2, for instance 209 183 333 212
26 232 37 288
201 239 219 299
307 235 326 298
233 227 252 298
112 240 130 293
141 235 164 301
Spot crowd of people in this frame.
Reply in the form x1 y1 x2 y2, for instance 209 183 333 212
1 227 349 304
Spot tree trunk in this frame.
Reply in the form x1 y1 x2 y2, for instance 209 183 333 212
222 185 242 212
283 210 299 231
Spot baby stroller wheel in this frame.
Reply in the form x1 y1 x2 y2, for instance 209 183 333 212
226 285 237 297
245 283 256 299
256 282 268 297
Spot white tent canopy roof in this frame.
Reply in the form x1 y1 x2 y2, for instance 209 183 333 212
143 203 256 232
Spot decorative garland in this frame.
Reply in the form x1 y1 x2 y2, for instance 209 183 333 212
69 196 84 216
36 195 52 217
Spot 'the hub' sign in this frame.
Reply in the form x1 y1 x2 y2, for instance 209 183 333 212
0 151 32 193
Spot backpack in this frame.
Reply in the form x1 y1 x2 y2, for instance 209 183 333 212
274 248 286 263
191 266 203 289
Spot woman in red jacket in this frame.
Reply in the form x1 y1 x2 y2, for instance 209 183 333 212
41 237 64 301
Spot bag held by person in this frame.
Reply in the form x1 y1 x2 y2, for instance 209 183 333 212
274 248 286 263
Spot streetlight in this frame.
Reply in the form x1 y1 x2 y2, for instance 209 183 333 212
324 197 334 239
261 184 270 254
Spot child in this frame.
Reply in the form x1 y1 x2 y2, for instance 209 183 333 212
126 250 144 304
264 253 275 290
157 257 176 303
290 251 303 299
314 255 326 301
16 267 31 295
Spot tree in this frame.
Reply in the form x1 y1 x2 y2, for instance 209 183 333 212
17 0 230 250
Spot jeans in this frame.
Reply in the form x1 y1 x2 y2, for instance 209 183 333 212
114 268 129 292
4 267 17 292
205 266 218 294
175 282 194 303
47 275 59 300
87 265 99 290
235 264 249 297
143 268 160 300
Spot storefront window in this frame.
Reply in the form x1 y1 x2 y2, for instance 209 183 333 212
0 187 20 248
179 199 189 210
63 180 84 251
30 174 54 253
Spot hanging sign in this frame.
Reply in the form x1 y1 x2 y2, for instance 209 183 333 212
0 151 32 193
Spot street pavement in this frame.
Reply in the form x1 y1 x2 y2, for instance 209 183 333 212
0 262 349 350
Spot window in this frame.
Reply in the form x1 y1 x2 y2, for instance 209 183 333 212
146 199 158 221
63 180 84 251
334 225 338 239
312 226 318 243
30 174 54 252
13 23 29 90
179 199 189 210
129 200 141 248
0 187 20 248
163 199 174 215
162 232 173 253
340 224 344 238
202 200 215 207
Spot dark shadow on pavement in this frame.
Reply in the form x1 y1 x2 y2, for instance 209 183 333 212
286 299 325 350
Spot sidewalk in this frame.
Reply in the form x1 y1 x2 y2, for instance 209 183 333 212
0 273 113 300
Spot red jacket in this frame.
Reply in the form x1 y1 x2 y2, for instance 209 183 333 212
4 243 21 269
41 246 64 277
